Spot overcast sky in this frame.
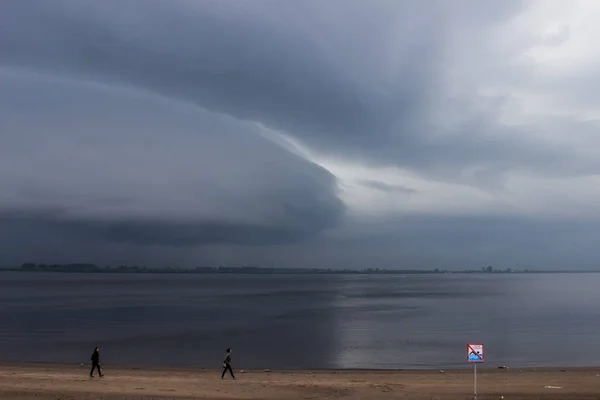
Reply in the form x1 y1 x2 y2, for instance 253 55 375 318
2 0 600 270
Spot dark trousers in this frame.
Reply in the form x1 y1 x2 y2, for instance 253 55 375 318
90 362 102 376
221 364 235 379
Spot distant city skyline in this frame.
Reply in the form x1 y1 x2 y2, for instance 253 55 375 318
2 1 600 270
8 263 600 275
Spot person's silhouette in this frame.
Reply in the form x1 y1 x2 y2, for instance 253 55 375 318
90 347 103 377
221 348 235 380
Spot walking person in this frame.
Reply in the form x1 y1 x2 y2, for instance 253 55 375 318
90 347 103 378
221 348 235 380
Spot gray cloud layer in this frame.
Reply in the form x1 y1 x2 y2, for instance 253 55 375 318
4 0 598 184
2 1 600 268
358 180 417 195
0 69 343 247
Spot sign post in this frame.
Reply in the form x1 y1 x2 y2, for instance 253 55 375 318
467 344 484 400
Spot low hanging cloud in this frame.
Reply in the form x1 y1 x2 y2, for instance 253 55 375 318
2 0 600 268
0 69 344 246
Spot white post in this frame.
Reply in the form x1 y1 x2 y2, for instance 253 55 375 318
474 362 477 400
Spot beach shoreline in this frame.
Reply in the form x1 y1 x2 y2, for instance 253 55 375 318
1 363 599 399
3 359 600 373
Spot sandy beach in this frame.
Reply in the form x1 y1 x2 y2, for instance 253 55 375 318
1 364 599 400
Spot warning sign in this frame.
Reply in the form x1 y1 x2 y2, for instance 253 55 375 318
467 344 484 363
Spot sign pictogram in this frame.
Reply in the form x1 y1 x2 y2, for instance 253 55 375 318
468 344 484 363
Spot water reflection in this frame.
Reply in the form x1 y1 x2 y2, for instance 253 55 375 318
1 272 599 369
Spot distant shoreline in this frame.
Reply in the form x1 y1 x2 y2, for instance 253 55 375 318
3 268 600 275
1 361 599 372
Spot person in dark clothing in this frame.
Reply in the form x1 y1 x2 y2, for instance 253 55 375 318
221 348 235 380
90 347 103 378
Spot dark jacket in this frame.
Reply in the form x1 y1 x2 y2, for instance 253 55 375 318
223 353 232 366
91 350 100 364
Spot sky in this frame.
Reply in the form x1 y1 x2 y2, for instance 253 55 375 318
2 0 600 270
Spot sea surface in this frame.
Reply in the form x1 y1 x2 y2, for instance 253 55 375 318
1 272 599 370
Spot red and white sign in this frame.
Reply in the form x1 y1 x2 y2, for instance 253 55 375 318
467 344 484 363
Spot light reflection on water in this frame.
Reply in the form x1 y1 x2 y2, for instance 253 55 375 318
0 272 599 369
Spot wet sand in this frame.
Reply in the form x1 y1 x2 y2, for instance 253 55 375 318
1 363 599 399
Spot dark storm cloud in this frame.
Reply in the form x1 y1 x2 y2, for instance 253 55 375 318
150 213 600 271
4 0 594 185
0 69 344 247
0 211 336 247
2 0 600 269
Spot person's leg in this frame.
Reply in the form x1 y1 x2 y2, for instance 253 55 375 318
98 363 103 377
221 366 227 379
90 364 96 377
227 365 235 379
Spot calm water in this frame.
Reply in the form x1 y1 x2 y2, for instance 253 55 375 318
1 272 599 370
